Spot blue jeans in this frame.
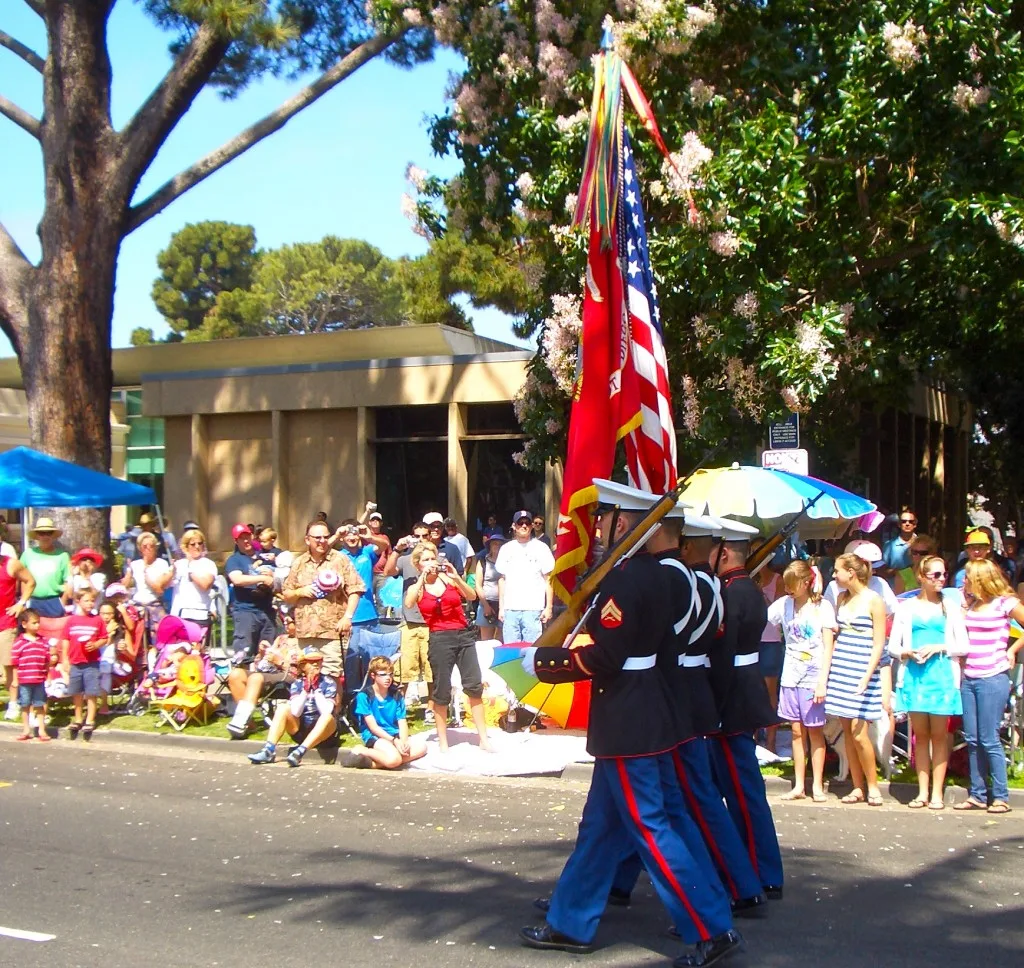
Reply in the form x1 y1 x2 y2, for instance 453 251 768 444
502 609 543 645
960 673 1012 803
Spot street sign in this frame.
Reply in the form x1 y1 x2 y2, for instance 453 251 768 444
762 448 809 475
768 413 800 449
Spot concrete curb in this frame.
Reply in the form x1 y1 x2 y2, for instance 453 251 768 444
0 720 265 754
555 758 1024 805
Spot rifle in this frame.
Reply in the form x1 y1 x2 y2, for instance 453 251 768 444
745 489 826 577
535 437 734 651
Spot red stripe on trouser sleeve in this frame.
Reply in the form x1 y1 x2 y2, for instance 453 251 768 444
717 736 759 876
614 757 710 942
673 748 739 898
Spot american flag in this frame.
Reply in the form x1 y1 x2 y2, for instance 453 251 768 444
619 130 678 492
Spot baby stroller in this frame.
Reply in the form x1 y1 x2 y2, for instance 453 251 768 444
126 616 208 716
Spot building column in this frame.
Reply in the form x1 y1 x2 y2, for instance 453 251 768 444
190 413 209 529
356 407 376 517
271 410 288 546
448 403 468 526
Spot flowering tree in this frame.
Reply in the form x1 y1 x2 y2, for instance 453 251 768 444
409 1 1024 492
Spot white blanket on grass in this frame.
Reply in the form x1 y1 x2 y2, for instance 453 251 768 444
408 727 593 776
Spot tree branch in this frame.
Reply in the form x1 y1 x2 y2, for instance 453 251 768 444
0 29 45 72
116 21 231 202
21 0 44 17
0 93 41 139
0 220 35 354
125 27 410 233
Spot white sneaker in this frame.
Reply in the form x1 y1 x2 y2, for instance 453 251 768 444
4 702 20 721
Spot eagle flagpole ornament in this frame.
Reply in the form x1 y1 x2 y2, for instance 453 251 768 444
551 20 681 602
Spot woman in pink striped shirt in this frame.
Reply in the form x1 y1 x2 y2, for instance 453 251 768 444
956 559 1024 814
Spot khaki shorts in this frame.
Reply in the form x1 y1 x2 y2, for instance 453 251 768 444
299 637 342 680
399 625 432 683
0 627 15 667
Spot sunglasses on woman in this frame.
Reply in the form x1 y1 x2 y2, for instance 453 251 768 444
925 570 946 580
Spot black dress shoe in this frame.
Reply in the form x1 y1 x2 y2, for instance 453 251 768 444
533 889 630 915
730 893 768 918
765 884 783 900
673 929 745 967
519 924 594 954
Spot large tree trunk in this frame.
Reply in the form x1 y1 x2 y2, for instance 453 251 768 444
20 1 122 554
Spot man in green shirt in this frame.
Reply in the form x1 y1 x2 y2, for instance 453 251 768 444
21 517 71 619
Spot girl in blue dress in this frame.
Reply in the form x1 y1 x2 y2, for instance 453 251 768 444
888 555 969 809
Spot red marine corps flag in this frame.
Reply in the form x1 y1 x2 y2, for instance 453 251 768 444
551 34 679 602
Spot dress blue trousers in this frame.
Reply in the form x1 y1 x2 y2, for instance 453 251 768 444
547 753 732 945
709 732 784 890
611 739 763 902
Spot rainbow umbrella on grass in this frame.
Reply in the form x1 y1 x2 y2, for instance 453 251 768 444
490 644 591 729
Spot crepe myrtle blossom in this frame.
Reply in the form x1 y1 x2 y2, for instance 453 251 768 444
952 82 991 111
780 386 805 413
882 21 927 70
680 375 701 434
661 131 713 197
405 163 428 192
708 230 741 257
541 294 583 394
689 79 715 107
733 291 759 321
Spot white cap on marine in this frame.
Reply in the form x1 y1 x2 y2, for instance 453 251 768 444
716 516 759 542
681 512 723 537
593 478 691 517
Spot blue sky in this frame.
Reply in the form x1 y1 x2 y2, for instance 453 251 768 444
0 2 528 355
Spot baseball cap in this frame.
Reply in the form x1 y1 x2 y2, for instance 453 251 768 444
483 528 505 542
368 511 383 521
422 511 444 526
231 523 253 541
512 510 533 525
964 529 991 546
844 539 883 563
182 520 200 532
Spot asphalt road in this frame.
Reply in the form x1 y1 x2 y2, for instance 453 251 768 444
1 736 1022 968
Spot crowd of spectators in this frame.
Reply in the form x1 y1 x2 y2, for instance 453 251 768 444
761 509 1024 812
3 502 1021 805
0 504 556 769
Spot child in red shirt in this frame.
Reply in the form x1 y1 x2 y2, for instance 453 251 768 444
62 588 108 740
11 608 54 742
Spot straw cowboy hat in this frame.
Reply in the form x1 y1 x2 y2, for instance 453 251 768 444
29 517 62 538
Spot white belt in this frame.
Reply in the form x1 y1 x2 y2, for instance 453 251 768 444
622 654 657 671
680 654 710 668
734 653 760 667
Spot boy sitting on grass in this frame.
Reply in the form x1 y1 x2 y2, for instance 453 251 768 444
340 655 427 769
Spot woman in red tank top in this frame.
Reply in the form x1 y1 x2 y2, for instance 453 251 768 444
404 541 492 754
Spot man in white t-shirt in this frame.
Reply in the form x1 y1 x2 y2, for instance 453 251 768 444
495 510 555 645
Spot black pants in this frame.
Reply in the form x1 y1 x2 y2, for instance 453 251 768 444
427 628 483 705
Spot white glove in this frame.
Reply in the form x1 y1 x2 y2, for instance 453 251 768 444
520 647 538 676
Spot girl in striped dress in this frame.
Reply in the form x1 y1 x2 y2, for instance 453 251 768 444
956 559 1024 814
819 553 887 805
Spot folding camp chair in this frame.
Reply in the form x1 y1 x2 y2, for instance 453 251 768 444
151 652 221 730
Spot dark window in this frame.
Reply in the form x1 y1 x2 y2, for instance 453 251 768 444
374 405 448 440
465 403 521 435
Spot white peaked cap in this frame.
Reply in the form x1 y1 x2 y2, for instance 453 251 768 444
593 478 691 517
717 516 760 541
681 513 723 537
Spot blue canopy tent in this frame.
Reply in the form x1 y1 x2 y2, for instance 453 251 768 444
0 446 158 551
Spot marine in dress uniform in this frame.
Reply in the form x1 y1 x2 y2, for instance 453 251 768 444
708 519 785 897
611 513 767 916
519 480 743 968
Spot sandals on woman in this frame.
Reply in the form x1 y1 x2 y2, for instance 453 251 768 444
840 791 865 804
907 798 927 809
866 793 884 807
